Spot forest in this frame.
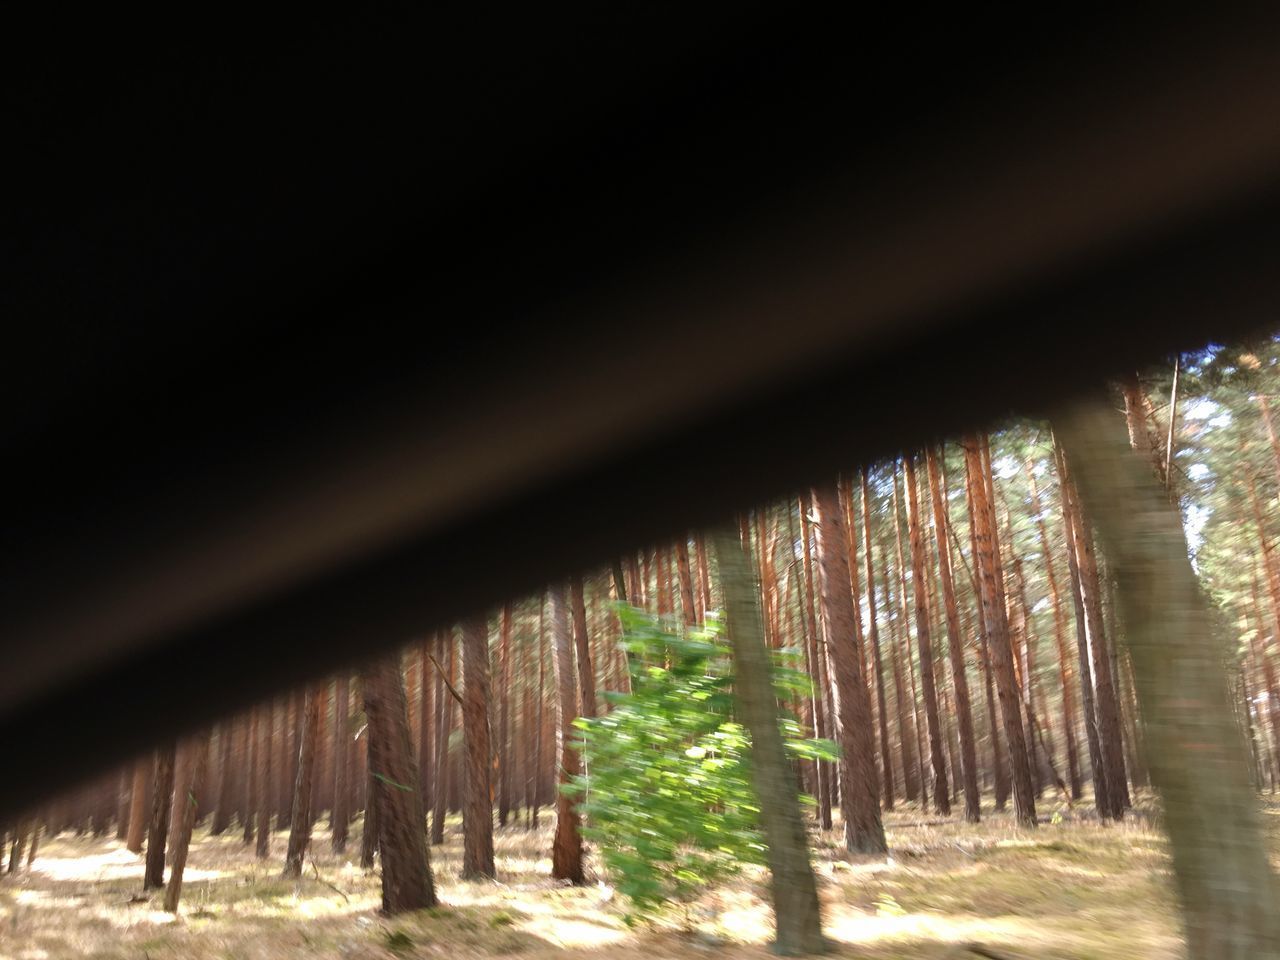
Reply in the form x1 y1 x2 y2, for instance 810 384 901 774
7 336 1280 960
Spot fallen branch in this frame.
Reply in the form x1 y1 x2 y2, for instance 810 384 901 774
427 652 464 706
309 859 350 903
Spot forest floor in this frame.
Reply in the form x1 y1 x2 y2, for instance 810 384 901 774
2 793 1256 960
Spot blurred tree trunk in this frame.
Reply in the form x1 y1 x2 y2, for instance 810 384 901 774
905 453 951 813
1027 462 1083 800
1056 395 1280 959
125 757 150 853
676 538 699 625
861 473 896 813
570 576 597 720
497 605 513 826
462 613 496 879
242 710 259 846
961 433 1036 827
431 634 454 845
927 446 981 821
332 675 351 852
362 654 437 914
1059 446 1130 818
713 524 827 956
892 467 929 807
283 685 323 877
256 705 273 859
210 722 235 835
143 742 176 890
800 496 837 825
811 481 887 854
548 583 584 883
164 731 210 913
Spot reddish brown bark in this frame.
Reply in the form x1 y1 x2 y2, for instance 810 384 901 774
143 743 176 890
362 654 437 914
283 684 323 877
549 583 585 882
904 453 951 813
570 575 597 719
926 446 981 821
164 731 211 913
461 613 496 879
811 481 887 855
861 472 896 812
961 433 1036 827
125 757 150 854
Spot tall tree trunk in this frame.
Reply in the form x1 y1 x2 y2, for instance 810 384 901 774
211 722 235 835
125 757 150 854
860 473 896 812
892 467 930 806
713 525 828 955
255 703 273 859
904 453 951 813
332 675 351 852
164 731 211 913
926 446 980 821
570 575 597 719
497 605 513 827
362 654 438 914
1056 395 1280 959
461 613 496 879
430 634 452 844
1027 462 1083 800
882 533 920 803
548 583 585 882
242 710 259 846
961 434 1036 827
143 743 177 890
799 497 835 827
1059 445 1129 818
676 538 699 625
283 685 323 877
811 481 887 855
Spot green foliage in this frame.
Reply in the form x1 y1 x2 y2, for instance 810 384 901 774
568 606 836 923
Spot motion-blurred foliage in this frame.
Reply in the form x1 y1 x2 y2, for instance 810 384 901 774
567 606 835 923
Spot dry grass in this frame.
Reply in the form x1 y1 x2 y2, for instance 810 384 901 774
2 793 1259 960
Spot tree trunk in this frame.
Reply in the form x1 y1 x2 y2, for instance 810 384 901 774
125 757 150 854
570 575 597 719
1056 395 1280 959
961 434 1036 827
926 446 981 821
164 731 211 913
362 654 438 914
800 497 837 825
283 685 323 877
861 472 896 812
431 633 452 845
143 743 176 890
713 525 827 956
461 613 496 879
497 605 513 826
1059 445 1129 818
904 453 951 814
548 583 584 883
811 482 887 854
332 675 351 852
256 703 273 859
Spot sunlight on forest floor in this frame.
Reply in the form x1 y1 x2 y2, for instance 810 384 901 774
1 794 1244 960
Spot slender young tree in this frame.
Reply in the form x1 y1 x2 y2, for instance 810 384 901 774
125 758 150 854
714 524 827 956
861 471 896 812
